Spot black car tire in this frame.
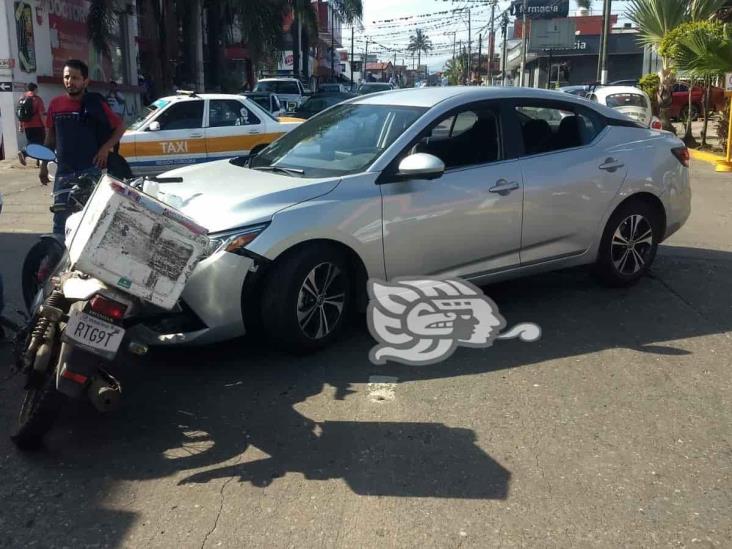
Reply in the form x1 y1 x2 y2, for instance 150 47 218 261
261 244 352 353
594 200 662 287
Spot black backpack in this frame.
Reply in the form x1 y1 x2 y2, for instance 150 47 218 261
16 95 35 122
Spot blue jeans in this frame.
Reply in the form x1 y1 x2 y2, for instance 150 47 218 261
53 168 101 235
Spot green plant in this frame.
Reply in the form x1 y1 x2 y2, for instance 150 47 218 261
639 73 660 115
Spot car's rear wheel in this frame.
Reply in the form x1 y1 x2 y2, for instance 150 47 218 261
261 244 352 353
594 201 662 287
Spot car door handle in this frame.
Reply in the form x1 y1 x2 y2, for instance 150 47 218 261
489 180 520 194
246 129 261 135
189 132 203 138
599 158 624 172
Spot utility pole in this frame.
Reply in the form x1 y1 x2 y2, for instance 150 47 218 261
488 0 497 84
477 33 482 85
501 11 508 86
467 8 472 82
351 26 355 89
330 4 335 81
598 0 612 84
451 32 457 64
519 0 528 86
363 37 369 83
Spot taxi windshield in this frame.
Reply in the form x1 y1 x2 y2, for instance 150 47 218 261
129 99 169 130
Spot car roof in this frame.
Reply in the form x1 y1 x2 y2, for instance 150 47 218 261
256 78 300 83
159 93 259 102
349 86 632 121
592 86 648 99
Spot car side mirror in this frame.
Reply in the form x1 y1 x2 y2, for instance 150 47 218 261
396 153 445 180
148 121 161 132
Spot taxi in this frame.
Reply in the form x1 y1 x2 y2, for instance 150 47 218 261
119 92 302 176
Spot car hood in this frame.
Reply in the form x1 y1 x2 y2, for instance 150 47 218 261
155 160 341 233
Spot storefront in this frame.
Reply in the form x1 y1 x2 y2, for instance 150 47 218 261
0 0 140 158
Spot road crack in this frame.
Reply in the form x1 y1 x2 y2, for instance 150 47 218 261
200 453 244 549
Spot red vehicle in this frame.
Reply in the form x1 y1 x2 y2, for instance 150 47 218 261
670 82 726 120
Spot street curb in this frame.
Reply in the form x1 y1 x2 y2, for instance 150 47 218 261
689 149 725 166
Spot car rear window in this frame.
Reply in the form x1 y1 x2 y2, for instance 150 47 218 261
606 94 648 109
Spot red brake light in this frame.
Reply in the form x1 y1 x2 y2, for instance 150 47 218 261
89 294 128 320
650 118 662 130
671 146 690 167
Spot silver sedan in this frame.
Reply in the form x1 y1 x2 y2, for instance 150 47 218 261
137 87 691 352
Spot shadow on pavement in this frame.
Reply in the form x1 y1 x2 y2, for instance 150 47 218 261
0 243 730 546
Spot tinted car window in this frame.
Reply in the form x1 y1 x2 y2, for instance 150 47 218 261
515 104 601 155
415 108 501 169
155 101 204 130
208 100 258 127
277 82 300 94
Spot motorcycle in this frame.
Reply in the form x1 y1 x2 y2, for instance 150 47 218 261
11 144 204 451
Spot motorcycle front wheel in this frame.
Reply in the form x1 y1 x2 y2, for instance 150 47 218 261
11 338 63 451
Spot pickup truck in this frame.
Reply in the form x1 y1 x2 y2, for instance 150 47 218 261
670 83 726 121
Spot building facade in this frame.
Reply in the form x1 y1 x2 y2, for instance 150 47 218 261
1 0 141 158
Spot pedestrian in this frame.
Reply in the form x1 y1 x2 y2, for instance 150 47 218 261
105 80 126 118
17 82 46 166
39 59 126 235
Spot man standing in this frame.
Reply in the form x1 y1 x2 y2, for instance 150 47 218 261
17 83 46 165
40 59 126 235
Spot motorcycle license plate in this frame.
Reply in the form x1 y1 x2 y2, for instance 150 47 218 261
64 311 125 355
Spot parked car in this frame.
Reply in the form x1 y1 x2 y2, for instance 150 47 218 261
318 83 350 93
119 92 302 176
670 82 726 121
586 86 654 127
357 82 394 95
241 92 286 117
609 79 639 87
288 92 357 120
142 87 690 353
253 78 310 111
558 84 600 98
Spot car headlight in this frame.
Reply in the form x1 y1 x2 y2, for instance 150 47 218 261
207 223 269 256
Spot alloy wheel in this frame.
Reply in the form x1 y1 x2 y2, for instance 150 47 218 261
296 262 346 340
610 214 654 276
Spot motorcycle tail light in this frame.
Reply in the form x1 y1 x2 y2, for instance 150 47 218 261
671 146 690 168
90 294 128 320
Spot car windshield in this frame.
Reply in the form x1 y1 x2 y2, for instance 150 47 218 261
254 81 300 94
129 98 169 130
606 93 648 109
358 83 391 94
248 104 426 177
301 96 347 114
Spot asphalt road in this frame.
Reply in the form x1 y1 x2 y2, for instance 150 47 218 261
0 160 730 548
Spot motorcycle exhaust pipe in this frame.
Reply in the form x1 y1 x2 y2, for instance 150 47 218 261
87 374 122 413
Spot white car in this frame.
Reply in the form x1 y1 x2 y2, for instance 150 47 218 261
132 87 690 352
253 78 309 112
119 93 302 176
586 86 656 128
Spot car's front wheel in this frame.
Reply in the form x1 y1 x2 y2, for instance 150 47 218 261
594 201 662 287
261 244 352 353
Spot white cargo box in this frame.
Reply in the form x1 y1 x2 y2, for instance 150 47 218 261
68 175 209 310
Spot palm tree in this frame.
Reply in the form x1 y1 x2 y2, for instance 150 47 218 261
289 0 318 79
627 0 727 131
443 57 465 86
407 29 433 77
662 20 732 145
